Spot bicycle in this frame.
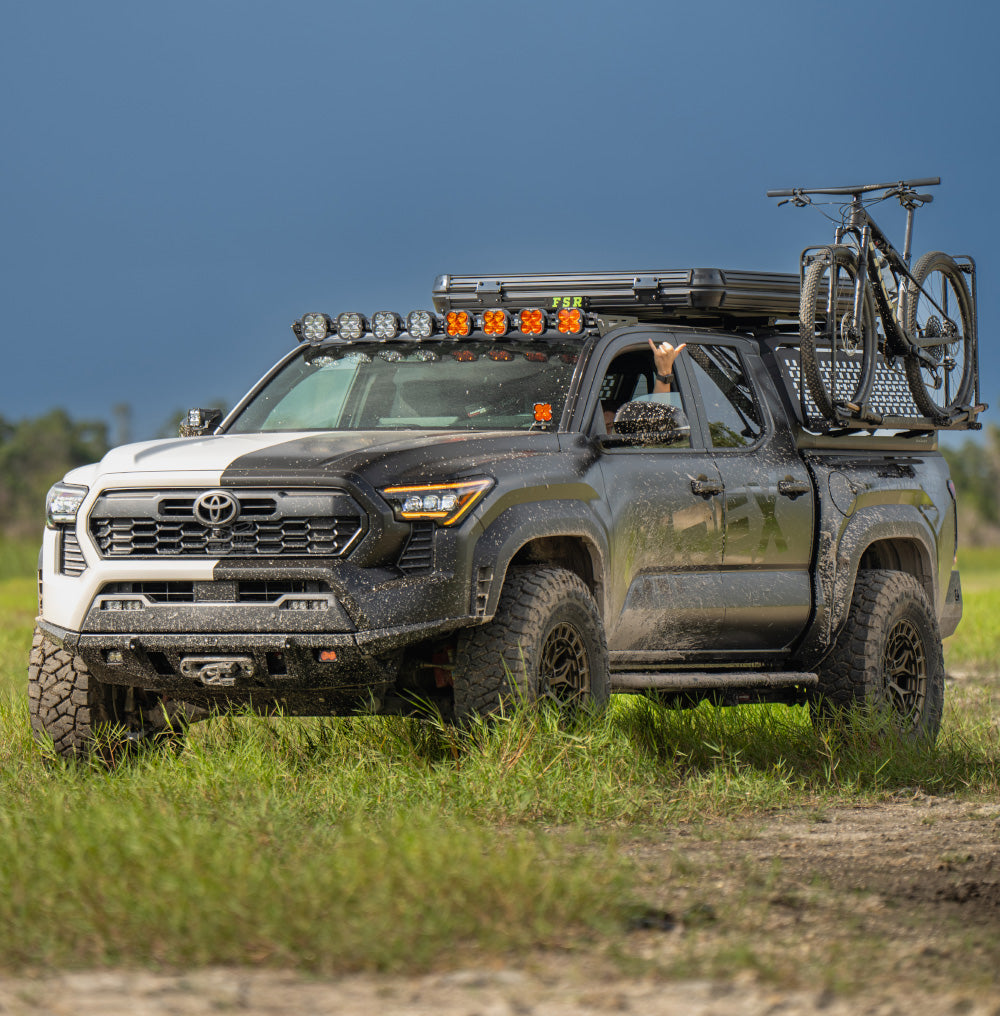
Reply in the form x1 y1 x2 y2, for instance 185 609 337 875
767 178 976 423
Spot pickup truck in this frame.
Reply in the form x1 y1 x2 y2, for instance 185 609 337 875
30 268 972 756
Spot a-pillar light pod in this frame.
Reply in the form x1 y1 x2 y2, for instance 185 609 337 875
372 311 403 340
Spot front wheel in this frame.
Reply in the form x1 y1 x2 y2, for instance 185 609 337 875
812 570 944 743
799 247 878 422
452 566 610 723
28 627 184 759
904 251 974 419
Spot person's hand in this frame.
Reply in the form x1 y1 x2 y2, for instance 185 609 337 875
648 338 686 388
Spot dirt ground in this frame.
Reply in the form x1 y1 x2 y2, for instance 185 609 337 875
3 796 997 1016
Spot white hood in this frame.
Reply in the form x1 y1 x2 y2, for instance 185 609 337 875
62 432 318 488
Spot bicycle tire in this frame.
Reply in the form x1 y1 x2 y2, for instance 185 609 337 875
799 247 877 421
903 251 974 419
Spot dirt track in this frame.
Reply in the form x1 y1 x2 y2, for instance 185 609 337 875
4 796 998 1015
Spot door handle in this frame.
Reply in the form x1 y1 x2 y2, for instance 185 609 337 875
778 479 810 499
691 477 724 497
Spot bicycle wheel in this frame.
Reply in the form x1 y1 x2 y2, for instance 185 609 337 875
903 251 974 419
799 247 877 421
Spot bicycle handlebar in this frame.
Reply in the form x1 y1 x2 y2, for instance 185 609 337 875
766 177 940 198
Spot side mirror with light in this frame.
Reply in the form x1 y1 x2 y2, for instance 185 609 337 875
605 400 691 448
179 408 223 437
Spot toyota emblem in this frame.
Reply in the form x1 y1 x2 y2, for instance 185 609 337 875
193 490 240 526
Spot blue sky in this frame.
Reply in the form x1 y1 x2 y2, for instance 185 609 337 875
2 0 998 443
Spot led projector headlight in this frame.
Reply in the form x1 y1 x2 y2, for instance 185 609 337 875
46 482 88 528
379 478 493 526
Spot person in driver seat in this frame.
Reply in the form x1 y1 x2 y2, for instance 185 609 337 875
603 338 686 431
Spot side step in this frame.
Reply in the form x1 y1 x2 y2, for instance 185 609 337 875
611 671 818 692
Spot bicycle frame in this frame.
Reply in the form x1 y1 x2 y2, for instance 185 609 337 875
790 181 956 366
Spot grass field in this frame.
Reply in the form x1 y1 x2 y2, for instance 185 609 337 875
1 537 998 986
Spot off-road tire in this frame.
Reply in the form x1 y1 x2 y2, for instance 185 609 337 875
453 566 610 722
903 250 974 420
813 569 945 742
28 627 182 759
799 247 877 421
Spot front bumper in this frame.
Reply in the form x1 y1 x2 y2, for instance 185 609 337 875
37 614 471 701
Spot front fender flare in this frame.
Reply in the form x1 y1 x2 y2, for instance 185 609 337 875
470 499 608 620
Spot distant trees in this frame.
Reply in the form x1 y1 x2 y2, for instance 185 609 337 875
942 426 1000 523
0 410 108 538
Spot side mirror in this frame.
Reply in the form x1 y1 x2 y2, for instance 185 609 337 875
608 399 690 447
179 408 223 437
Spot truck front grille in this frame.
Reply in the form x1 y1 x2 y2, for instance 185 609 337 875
89 489 364 559
99 580 331 604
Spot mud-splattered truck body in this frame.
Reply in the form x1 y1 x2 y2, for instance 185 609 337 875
31 269 970 754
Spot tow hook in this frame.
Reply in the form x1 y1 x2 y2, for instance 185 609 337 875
179 655 256 687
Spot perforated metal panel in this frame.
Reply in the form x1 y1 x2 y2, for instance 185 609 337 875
775 346 923 428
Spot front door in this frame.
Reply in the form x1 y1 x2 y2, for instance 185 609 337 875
590 337 728 661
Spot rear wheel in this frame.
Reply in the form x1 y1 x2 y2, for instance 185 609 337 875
904 251 974 419
799 247 877 422
812 570 944 742
453 566 609 722
28 627 183 759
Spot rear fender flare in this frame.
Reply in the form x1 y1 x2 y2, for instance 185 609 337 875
817 506 937 652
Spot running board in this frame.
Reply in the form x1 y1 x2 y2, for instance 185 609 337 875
611 671 818 691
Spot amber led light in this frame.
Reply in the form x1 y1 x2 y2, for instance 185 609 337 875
518 308 545 335
482 309 509 336
445 311 472 337
557 307 584 334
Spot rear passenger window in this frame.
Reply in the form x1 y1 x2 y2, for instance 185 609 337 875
687 346 763 448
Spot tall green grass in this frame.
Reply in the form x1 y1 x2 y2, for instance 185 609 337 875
0 534 998 973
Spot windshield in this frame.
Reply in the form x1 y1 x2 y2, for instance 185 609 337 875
226 341 581 433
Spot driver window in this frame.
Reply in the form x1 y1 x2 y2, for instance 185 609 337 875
596 346 690 448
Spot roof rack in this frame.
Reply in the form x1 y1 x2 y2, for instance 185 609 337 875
432 268 804 325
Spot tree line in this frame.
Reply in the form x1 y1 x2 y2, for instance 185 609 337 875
0 411 109 538
0 410 998 543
